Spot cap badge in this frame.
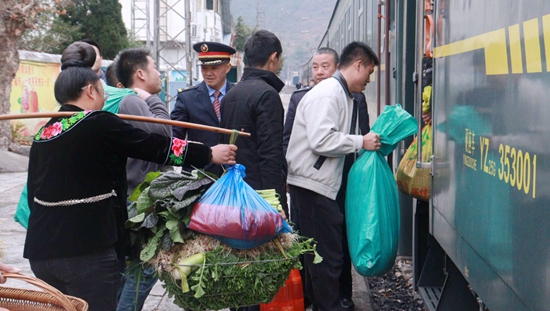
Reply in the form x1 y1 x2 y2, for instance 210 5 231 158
201 44 209 52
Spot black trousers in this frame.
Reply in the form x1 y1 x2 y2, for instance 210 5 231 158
30 247 120 311
336 153 356 301
289 185 346 311
336 183 353 300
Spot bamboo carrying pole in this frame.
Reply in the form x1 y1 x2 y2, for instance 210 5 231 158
0 112 250 137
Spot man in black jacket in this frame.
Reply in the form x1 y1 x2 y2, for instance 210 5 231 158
219 29 288 222
219 27 286 311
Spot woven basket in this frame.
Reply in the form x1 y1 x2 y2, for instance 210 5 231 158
0 272 88 311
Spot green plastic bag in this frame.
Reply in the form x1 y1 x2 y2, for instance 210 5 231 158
345 104 417 276
14 183 29 229
101 85 136 113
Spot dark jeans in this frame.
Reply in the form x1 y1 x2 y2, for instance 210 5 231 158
289 185 345 311
117 265 158 311
30 247 120 311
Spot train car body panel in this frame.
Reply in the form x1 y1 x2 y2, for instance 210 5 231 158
307 0 550 309
431 1 550 310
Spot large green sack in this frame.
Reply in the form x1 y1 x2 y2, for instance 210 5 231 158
346 104 417 276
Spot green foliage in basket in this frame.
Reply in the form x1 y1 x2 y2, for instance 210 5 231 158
161 237 320 310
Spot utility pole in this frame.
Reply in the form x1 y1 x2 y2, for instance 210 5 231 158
185 0 192 87
256 0 265 29
153 0 160 64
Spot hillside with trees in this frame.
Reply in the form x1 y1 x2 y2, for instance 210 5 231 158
230 0 336 76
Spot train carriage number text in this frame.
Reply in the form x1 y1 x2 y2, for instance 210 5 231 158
464 129 537 199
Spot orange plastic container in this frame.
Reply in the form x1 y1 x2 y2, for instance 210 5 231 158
260 269 304 311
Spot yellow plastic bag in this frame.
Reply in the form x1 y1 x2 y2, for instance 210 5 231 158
396 124 432 201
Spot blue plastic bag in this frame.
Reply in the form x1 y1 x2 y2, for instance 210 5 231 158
346 104 417 276
188 164 292 249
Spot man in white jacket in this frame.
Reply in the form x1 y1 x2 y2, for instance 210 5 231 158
286 42 380 311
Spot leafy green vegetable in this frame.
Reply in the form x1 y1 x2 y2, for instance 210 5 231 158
126 170 213 262
128 171 161 202
140 228 165 261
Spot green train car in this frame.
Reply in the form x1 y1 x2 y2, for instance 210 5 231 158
418 1 550 310
309 0 550 310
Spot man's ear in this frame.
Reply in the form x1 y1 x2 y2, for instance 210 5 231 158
356 59 363 71
336 62 340 69
135 68 146 82
269 52 279 63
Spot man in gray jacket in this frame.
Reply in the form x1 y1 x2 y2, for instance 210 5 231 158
115 48 171 196
286 42 380 311
113 48 168 311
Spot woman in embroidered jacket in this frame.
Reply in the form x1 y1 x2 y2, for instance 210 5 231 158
22 42 237 310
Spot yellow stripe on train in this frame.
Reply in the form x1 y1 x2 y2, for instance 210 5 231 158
433 13 550 75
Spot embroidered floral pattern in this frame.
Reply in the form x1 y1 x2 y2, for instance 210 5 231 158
169 137 188 165
35 110 92 141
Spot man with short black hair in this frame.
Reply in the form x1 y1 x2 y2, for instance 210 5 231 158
219 30 286 311
114 48 169 311
283 46 370 310
220 30 288 216
286 42 381 311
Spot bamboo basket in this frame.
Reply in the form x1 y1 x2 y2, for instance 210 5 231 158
0 272 88 311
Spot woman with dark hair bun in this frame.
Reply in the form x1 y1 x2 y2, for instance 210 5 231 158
22 42 237 310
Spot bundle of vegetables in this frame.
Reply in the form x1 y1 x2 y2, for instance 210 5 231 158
154 233 318 310
125 170 214 262
125 169 321 310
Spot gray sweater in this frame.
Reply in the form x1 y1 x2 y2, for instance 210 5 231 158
118 94 171 195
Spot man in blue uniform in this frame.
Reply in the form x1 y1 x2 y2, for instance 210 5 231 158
171 41 236 175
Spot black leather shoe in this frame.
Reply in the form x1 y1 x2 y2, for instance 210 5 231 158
340 298 355 309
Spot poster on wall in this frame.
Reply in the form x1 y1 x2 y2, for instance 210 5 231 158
9 60 61 137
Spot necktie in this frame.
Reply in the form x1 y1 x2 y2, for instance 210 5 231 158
213 91 221 120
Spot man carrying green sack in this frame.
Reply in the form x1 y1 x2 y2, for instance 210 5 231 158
286 42 380 311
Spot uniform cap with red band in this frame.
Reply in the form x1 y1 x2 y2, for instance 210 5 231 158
193 41 236 66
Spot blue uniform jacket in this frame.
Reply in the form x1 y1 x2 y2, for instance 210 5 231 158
171 80 235 147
